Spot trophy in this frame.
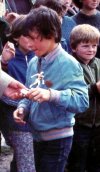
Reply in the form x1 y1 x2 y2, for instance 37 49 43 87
20 71 44 97
29 71 44 88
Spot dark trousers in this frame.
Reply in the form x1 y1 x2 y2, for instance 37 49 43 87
67 124 100 172
34 137 73 172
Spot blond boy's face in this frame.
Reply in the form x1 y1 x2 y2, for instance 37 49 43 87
72 42 98 64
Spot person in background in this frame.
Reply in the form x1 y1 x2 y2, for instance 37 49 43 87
0 15 35 172
13 6 89 172
61 0 78 16
0 5 19 55
0 44 28 161
0 16 10 54
72 0 100 59
4 11 19 26
5 0 34 14
0 19 27 98
67 24 100 172
0 0 36 54
72 0 100 28
32 0 76 54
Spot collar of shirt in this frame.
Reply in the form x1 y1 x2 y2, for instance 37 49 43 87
42 43 62 64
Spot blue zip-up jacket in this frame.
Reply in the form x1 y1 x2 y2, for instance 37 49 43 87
18 45 89 140
2 48 34 106
8 48 34 84
0 48 34 132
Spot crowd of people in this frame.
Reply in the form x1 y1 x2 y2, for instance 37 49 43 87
0 0 100 172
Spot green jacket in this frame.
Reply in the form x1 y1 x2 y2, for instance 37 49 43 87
75 57 100 127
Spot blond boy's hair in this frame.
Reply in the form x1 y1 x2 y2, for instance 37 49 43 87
70 24 100 49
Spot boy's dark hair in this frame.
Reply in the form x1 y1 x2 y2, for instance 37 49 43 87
23 6 61 43
8 15 26 44
73 0 83 9
70 24 100 50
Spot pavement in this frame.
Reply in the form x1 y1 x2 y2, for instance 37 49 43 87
0 135 13 172
0 148 13 172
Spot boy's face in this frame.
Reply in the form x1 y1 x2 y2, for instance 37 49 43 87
26 31 57 57
72 42 98 64
82 0 99 10
17 35 33 53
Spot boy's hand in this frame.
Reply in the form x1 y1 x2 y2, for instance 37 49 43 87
4 11 19 25
27 88 50 103
2 42 15 63
13 108 26 124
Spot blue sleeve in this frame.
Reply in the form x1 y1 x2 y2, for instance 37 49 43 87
49 62 89 114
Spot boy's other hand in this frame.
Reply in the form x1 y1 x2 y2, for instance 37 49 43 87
13 108 26 124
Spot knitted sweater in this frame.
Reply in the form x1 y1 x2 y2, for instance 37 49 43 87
72 10 100 28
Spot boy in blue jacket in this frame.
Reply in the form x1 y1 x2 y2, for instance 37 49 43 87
13 6 89 172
